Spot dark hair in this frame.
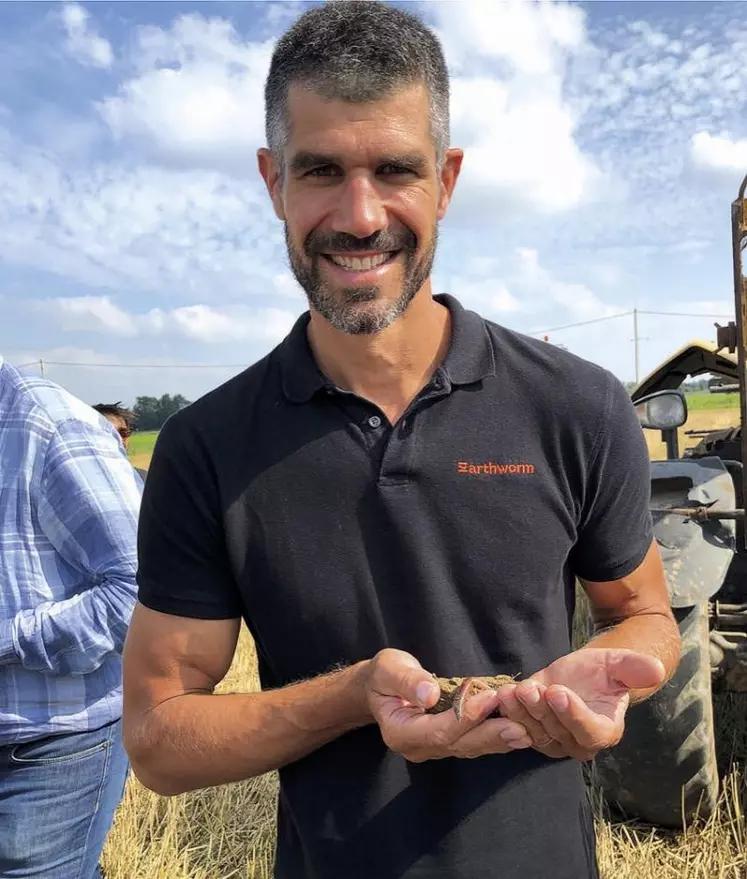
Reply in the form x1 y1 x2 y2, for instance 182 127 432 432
264 0 450 167
92 402 134 437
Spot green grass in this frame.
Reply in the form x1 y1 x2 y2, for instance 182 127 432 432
127 431 159 456
684 390 740 410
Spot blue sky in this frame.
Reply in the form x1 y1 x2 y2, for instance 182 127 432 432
0 0 745 405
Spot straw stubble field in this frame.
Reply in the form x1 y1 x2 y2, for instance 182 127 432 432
104 403 747 878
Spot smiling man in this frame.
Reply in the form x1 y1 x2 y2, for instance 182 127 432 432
122 3 680 878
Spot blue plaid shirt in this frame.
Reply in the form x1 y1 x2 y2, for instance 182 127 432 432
0 357 143 744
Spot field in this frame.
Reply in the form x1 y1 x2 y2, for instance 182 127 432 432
127 430 158 472
109 399 747 878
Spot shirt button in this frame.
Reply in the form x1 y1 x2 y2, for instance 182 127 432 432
368 415 382 429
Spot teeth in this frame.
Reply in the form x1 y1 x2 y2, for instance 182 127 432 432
328 252 391 271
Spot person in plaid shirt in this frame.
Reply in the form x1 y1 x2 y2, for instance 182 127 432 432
0 356 143 878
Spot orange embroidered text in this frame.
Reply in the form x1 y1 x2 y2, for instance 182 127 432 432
456 461 535 475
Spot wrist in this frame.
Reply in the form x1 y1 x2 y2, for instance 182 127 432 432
341 659 375 727
288 659 374 736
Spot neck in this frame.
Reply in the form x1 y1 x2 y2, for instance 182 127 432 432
306 286 450 424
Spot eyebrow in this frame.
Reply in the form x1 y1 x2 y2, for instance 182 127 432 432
288 151 428 175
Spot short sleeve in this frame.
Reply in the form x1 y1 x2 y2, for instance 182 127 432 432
570 373 654 582
136 412 243 620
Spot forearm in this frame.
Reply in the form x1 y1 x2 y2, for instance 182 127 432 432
125 660 374 796
584 610 681 703
0 575 136 674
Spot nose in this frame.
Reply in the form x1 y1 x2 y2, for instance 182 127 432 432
330 173 387 240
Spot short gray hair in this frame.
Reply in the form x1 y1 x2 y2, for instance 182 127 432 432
264 0 450 169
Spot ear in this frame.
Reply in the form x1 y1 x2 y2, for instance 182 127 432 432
257 148 286 221
436 148 464 221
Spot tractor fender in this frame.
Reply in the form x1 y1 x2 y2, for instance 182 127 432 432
650 456 736 607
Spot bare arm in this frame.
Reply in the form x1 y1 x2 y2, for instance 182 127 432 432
122 603 373 796
122 603 537 794
579 539 680 704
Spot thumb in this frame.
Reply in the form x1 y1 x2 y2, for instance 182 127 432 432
607 650 666 690
379 649 440 708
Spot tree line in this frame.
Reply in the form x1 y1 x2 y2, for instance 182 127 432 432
132 394 191 431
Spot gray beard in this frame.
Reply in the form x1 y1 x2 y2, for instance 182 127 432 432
284 225 437 335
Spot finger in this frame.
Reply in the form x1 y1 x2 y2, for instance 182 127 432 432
545 685 627 752
451 717 532 758
602 650 666 691
384 687 502 759
510 683 580 755
371 650 440 709
457 687 503 724
495 684 554 746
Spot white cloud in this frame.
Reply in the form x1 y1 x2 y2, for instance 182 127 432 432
452 278 521 316
691 131 747 174
0 134 286 297
46 295 138 335
432 0 602 218
97 15 273 172
37 296 298 344
60 3 114 69
513 247 615 320
443 246 614 329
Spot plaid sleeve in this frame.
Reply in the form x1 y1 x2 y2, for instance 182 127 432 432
0 416 142 675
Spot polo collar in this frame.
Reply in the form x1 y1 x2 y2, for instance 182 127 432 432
278 292 495 404
436 293 496 386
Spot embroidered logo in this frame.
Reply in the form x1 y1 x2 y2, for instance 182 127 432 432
457 461 535 475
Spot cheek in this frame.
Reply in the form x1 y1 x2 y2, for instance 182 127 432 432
286 188 332 239
392 191 437 244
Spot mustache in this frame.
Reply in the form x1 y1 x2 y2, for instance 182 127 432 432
304 228 417 256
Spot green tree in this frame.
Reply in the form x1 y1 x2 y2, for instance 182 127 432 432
133 394 191 431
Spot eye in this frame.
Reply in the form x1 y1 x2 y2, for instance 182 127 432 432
305 165 340 178
379 163 414 176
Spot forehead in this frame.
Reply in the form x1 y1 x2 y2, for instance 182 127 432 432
284 82 433 161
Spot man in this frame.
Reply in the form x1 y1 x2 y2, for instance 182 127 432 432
122 3 681 878
0 358 142 878
92 401 148 482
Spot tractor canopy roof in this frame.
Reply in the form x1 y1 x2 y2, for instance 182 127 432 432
632 340 738 402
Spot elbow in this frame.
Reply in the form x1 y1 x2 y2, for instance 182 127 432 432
122 722 190 798
128 764 188 798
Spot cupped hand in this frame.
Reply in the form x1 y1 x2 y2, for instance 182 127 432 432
494 648 666 761
364 648 532 761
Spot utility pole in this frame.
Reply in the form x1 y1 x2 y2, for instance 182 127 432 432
633 309 640 384
39 358 45 378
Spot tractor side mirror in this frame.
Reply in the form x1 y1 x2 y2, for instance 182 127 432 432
634 389 688 431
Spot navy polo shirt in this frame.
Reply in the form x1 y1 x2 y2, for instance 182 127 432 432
137 293 653 879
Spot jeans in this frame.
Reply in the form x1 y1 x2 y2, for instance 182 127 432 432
0 718 129 879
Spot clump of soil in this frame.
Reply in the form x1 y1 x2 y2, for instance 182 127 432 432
426 674 516 717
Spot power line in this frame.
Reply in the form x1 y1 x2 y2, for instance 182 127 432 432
39 361 248 369
528 311 633 336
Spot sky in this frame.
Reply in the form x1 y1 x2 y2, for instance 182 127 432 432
0 0 746 406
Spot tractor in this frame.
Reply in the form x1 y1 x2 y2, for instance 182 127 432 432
589 173 747 828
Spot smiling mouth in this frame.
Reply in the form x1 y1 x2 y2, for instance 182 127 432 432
322 251 400 272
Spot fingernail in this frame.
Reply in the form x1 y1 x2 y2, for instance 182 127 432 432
416 681 437 706
549 690 569 711
507 736 532 749
521 686 540 706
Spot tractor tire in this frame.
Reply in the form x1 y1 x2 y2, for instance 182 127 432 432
592 601 718 828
